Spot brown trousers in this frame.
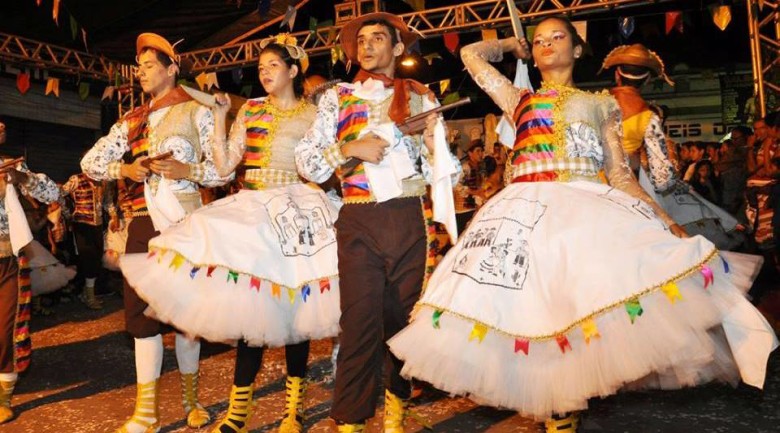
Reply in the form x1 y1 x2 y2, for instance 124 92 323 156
331 197 426 424
122 216 163 338
0 256 19 373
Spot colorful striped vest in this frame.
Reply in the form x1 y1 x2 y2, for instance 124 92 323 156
70 174 102 226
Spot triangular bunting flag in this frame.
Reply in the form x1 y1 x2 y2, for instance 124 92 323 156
53 0 61 25
423 53 442 65
45 78 60 97
701 264 714 288
240 85 252 98
468 323 488 343
102 86 115 101
319 279 330 294
556 335 572 353
147 250 157 259
514 338 529 355
442 92 460 105
272 283 281 299
301 284 311 302
70 14 78 40
402 0 425 11
619 17 635 38
661 282 682 304
439 79 450 94
78 82 90 101
711 5 731 31
625 298 643 324
581 319 600 344
227 270 239 283
432 310 443 329
250 277 261 291
281 5 297 30
443 33 459 54
287 288 296 305
666 11 683 34
721 257 730 274
206 265 216 277
169 253 185 271
190 267 200 279
481 29 497 41
16 72 30 95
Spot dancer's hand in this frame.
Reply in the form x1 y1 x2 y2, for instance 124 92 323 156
341 135 390 164
150 158 191 180
214 93 231 117
502 37 531 61
4 168 29 185
121 158 150 182
670 223 688 238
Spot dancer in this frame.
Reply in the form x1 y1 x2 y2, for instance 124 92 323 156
120 35 340 433
0 120 60 424
295 12 461 432
602 44 744 250
389 16 778 432
81 33 228 433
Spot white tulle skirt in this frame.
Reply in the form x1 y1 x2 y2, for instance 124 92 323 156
28 240 76 296
388 180 777 420
121 184 341 347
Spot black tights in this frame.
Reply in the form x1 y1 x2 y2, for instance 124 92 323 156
232 340 310 387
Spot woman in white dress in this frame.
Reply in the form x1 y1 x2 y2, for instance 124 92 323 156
388 16 777 432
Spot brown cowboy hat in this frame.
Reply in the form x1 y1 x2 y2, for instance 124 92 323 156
600 44 673 85
338 12 421 63
136 32 178 62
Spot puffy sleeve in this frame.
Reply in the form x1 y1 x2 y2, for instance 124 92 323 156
461 40 526 116
212 103 249 177
81 120 129 181
186 105 234 187
295 88 343 183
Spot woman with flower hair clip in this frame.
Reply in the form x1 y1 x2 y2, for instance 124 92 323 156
121 34 340 433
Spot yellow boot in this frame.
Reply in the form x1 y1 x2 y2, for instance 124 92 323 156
279 376 307 433
115 380 160 433
0 378 15 424
211 385 253 433
336 423 365 432
384 389 431 433
181 372 211 428
544 412 580 433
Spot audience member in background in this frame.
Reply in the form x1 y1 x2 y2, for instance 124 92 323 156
689 159 721 205
454 140 485 233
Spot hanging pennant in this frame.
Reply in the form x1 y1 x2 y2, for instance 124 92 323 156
571 21 588 42
227 270 239 283
52 0 61 25
189 266 200 279
432 310 443 329
442 91 460 105
70 14 78 40
45 78 60 97
78 82 90 101
16 72 31 95
309 17 318 33
280 5 297 30
711 5 732 31
249 276 261 291
318 278 330 294
36 0 42 6
665 11 683 35
625 298 643 323
468 323 488 343
240 84 252 98
556 335 572 353
271 282 281 298
443 33 459 54
81 28 88 51
619 17 635 38
581 319 600 344
169 253 185 271
402 0 425 11
301 284 311 302
481 29 498 41
287 287 296 304
206 265 216 277
231 69 243 85
514 338 530 355
661 282 682 304
195 72 219 91
439 79 450 94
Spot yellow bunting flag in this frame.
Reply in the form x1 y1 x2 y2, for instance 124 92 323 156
711 5 731 31
45 78 60 97
271 283 281 299
169 253 185 271
439 79 450 94
195 73 219 91
481 29 497 41
287 287 296 305
661 282 682 304
581 319 600 344
468 323 488 343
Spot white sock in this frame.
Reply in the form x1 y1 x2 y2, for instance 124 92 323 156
134 335 163 384
85 277 96 288
175 333 200 375
0 373 17 383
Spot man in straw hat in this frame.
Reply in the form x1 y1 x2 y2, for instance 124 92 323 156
81 33 231 433
295 11 461 433
0 120 60 425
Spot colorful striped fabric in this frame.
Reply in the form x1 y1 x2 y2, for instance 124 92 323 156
71 175 101 225
510 90 557 167
127 119 151 212
243 100 274 170
13 252 31 373
335 87 372 201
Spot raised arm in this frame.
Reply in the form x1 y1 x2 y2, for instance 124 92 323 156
461 39 528 116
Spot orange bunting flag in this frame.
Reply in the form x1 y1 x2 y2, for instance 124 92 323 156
481 29 497 41
16 72 30 95
195 72 219 91
287 288 296 305
661 282 682 304
271 283 281 299
556 335 572 354
468 323 488 343
45 78 60 97
711 5 731 31
581 319 600 344
101 86 115 101
169 253 185 271
665 11 683 35
514 338 530 355
53 0 61 25
250 277 261 291
319 278 330 294
147 250 157 259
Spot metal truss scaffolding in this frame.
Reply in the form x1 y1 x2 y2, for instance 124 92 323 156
746 0 779 117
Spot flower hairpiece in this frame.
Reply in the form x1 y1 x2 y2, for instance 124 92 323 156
259 33 309 72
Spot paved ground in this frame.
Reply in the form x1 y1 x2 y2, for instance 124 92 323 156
1 272 779 433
